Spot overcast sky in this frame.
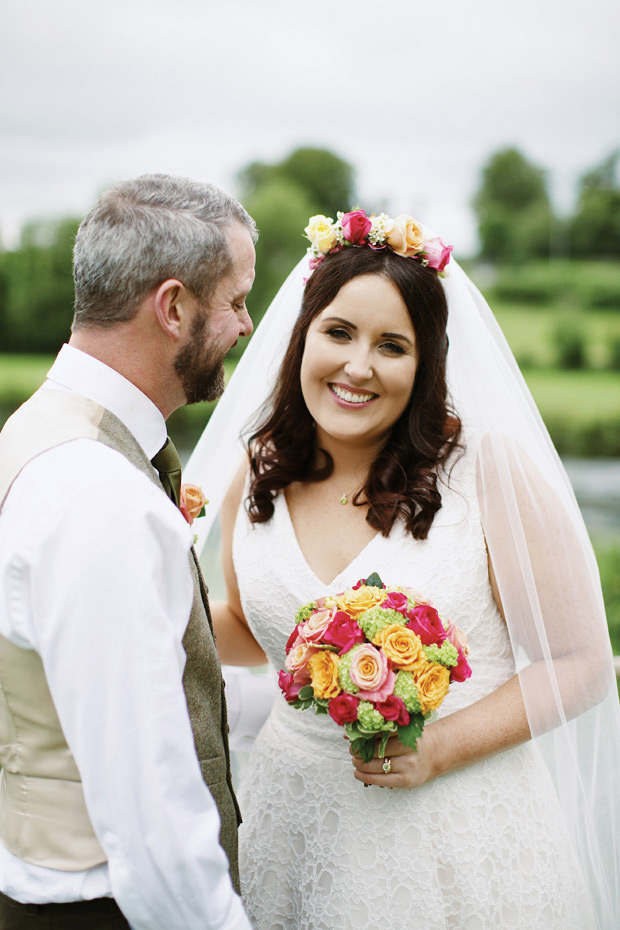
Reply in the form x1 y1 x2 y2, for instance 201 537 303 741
1 0 619 254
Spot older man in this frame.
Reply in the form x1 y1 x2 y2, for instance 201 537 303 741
0 175 256 929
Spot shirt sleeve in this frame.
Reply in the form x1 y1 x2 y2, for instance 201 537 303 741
14 444 251 930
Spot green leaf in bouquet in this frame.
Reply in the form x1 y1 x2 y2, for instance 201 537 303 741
344 721 364 741
377 731 391 759
350 736 376 763
298 685 314 701
314 697 330 707
364 571 383 588
397 714 425 751
314 703 328 715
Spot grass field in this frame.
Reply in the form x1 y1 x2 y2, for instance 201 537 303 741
494 304 620 369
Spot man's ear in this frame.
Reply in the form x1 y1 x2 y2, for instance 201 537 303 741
153 279 190 341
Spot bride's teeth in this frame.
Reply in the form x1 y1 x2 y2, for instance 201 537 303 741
331 384 374 404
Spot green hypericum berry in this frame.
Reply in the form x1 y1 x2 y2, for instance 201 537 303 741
338 647 360 694
357 701 391 734
393 671 422 713
423 641 458 668
295 602 317 624
357 607 405 642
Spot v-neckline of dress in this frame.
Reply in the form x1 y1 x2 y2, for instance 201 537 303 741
278 490 382 590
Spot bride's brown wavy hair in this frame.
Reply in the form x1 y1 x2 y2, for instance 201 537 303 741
247 246 462 539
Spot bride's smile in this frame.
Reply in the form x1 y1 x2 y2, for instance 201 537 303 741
300 274 418 448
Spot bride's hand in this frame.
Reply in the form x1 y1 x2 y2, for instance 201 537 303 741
350 727 440 789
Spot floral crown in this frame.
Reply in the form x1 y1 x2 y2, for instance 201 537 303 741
304 209 453 275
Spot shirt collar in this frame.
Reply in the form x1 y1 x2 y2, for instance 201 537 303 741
46 344 167 460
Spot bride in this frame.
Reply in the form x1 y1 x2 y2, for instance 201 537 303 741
186 210 620 930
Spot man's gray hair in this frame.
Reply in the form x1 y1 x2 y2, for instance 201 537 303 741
72 174 257 329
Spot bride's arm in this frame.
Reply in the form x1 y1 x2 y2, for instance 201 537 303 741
209 462 267 667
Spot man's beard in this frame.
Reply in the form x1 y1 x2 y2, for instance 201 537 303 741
173 311 227 405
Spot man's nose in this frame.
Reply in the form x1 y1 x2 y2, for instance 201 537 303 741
238 306 253 338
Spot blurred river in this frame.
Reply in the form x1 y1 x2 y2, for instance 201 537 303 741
564 458 620 542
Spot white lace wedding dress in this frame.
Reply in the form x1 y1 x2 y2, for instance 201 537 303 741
232 441 596 930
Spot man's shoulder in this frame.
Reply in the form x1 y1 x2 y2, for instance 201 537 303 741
4 438 170 539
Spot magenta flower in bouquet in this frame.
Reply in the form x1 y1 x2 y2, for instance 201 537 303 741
278 572 471 763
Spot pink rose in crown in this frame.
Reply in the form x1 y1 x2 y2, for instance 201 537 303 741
298 607 336 644
328 693 360 724
380 591 409 615
375 694 410 726
341 209 372 245
423 237 453 272
450 647 472 683
278 669 303 703
323 611 366 655
407 604 447 645
285 642 320 684
350 644 395 702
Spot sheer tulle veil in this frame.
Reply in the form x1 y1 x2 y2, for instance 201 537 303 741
186 252 620 929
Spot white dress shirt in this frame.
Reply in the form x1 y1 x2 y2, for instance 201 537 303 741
0 345 250 930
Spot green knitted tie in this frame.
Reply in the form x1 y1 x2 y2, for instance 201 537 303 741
151 437 182 508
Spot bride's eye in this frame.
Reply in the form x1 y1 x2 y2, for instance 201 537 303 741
381 341 405 355
324 327 351 341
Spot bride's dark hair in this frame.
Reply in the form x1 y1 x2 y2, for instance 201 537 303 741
247 246 462 539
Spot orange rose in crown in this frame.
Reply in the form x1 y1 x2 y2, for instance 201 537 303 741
180 483 208 525
278 572 472 763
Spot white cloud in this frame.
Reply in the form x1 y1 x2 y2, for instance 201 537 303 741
1 0 618 253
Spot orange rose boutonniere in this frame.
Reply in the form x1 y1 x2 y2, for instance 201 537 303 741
180 483 208 525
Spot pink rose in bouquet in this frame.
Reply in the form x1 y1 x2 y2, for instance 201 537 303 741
407 604 446 645
350 644 395 702
380 591 409 615
328 693 360 725
340 209 372 244
451 648 472 682
375 695 410 726
285 642 320 684
278 669 303 702
299 607 336 643
285 624 304 654
323 611 366 654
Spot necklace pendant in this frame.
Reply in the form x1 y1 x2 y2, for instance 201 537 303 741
340 493 348 505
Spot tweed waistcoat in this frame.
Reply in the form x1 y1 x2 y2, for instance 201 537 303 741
0 385 241 889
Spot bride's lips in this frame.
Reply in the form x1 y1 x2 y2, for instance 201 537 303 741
328 382 378 409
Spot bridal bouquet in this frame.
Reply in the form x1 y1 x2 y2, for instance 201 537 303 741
278 573 471 762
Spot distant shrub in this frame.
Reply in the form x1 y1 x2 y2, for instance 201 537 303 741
606 336 620 371
552 319 588 369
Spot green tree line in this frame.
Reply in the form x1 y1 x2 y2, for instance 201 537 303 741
0 145 618 355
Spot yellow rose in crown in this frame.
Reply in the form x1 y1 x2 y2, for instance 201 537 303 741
180 483 208 525
386 214 425 256
304 215 338 252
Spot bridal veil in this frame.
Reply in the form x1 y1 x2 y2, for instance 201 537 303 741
186 253 620 929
